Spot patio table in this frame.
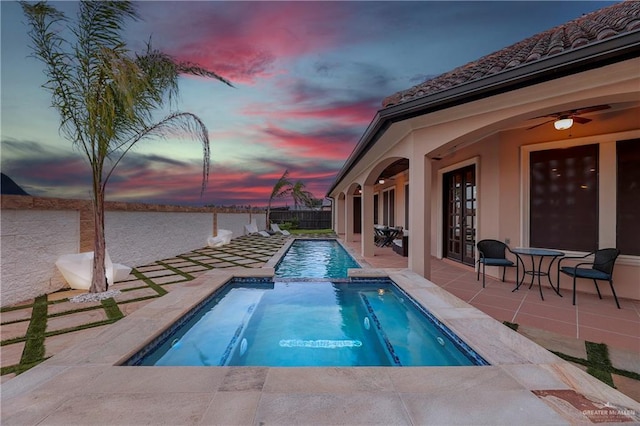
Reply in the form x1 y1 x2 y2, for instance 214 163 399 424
376 226 402 247
512 247 564 300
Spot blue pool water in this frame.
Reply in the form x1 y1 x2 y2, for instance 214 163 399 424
274 239 360 279
127 279 487 367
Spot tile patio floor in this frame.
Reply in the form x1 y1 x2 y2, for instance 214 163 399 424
341 236 640 402
1 231 639 422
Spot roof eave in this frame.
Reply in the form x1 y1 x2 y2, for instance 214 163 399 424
327 31 640 197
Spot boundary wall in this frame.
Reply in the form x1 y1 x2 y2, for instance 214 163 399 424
0 195 266 307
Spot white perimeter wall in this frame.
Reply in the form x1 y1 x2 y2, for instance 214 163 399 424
1 209 261 307
217 212 253 238
1 210 79 306
105 211 213 266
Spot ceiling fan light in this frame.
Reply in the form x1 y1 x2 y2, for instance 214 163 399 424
554 117 573 130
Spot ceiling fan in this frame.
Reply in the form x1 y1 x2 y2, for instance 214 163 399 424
527 104 611 130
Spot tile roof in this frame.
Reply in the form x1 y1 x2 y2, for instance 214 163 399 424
382 1 640 108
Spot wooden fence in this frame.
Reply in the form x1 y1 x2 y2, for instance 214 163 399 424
269 210 332 230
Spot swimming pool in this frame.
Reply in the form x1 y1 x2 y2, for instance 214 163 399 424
274 239 360 279
126 278 487 367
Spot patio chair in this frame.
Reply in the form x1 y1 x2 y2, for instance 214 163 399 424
374 226 386 246
379 226 403 247
270 223 291 236
476 239 519 288
558 248 621 308
244 221 260 235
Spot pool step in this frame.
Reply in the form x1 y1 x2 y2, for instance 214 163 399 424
154 289 265 366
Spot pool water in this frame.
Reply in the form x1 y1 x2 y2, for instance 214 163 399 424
275 239 360 279
129 279 486 367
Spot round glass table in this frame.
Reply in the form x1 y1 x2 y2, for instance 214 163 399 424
511 247 564 300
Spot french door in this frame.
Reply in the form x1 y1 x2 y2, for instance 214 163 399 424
443 165 476 265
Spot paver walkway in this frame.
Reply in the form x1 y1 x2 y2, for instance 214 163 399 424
1 231 638 404
1 233 291 381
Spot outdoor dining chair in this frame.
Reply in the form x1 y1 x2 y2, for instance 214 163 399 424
476 239 520 288
557 248 621 308
374 226 386 246
379 226 403 247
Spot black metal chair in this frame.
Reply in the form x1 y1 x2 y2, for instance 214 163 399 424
381 226 402 247
558 248 621 308
374 226 386 247
476 239 519 288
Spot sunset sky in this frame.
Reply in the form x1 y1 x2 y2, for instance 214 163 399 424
1 1 614 207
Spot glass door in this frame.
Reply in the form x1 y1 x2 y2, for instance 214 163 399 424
443 165 476 265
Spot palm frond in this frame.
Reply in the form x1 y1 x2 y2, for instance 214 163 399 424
292 180 314 208
177 61 234 88
271 170 292 200
104 112 210 195
21 1 86 150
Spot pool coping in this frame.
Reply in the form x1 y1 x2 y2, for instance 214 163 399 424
2 264 639 424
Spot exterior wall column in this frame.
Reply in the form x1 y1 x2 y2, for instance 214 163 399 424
408 155 432 279
345 192 354 242
361 184 375 257
336 195 346 235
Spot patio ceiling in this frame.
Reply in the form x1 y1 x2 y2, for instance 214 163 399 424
376 158 409 181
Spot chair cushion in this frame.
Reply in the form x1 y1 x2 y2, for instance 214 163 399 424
560 267 610 280
479 258 514 267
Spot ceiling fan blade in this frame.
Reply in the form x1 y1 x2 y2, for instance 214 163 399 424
573 116 591 124
573 104 610 115
529 113 560 120
527 119 554 130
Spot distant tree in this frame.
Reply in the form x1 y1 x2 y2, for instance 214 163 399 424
21 1 232 293
308 197 323 209
266 170 292 224
291 180 314 210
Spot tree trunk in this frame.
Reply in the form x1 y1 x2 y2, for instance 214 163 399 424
266 203 271 227
89 184 108 293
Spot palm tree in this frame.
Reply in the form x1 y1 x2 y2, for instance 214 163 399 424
291 180 314 210
266 170 292 225
21 1 232 293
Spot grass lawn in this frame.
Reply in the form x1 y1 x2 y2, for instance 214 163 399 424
289 229 335 235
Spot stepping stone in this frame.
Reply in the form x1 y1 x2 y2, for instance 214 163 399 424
0 341 25 367
46 309 109 333
1 321 30 341
0 307 33 323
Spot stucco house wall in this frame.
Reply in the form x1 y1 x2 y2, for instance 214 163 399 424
329 57 639 302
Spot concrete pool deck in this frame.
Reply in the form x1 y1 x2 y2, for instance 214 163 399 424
2 234 639 424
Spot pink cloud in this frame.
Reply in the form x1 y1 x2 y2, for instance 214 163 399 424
243 99 378 127
136 2 352 84
260 125 357 161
